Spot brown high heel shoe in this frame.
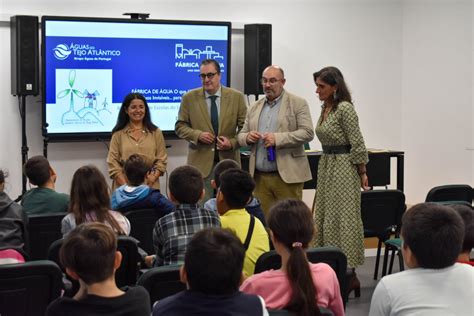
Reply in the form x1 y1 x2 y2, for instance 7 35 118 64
346 268 361 298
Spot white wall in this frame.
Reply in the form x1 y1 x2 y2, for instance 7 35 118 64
401 0 473 202
0 0 471 204
472 0 474 188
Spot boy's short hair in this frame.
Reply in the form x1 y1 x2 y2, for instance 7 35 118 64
401 203 464 269
185 227 245 295
213 159 240 187
450 204 474 252
219 169 255 209
123 154 151 186
169 165 203 204
60 222 117 285
24 155 51 186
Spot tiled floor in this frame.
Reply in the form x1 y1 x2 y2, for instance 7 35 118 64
345 255 402 316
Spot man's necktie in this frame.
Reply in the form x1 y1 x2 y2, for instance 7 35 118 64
209 95 218 135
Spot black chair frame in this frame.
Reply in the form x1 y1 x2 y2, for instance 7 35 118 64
137 264 186 308
123 208 160 255
0 260 62 316
425 184 472 204
26 213 65 260
360 190 406 280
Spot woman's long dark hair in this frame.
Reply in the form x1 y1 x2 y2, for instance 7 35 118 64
313 66 352 110
268 199 320 316
111 92 157 134
69 165 125 235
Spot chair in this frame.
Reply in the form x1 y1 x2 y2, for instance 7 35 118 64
0 260 62 316
48 235 140 295
382 238 403 276
115 236 141 286
124 208 160 255
382 201 474 276
360 190 406 280
136 264 186 307
254 246 347 306
425 184 472 204
26 213 65 260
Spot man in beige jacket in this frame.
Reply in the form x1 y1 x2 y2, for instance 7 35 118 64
175 59 247 202
237 65 314 215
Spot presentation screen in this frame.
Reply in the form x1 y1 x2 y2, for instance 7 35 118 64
42 16 231 140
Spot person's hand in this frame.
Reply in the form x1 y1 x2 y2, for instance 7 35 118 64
360 173 370 191
145 168 160 186
144 255 155 268
262 132 276 147
216 136 232 151
198 132 215 144
246 131 262 144
115 174 127 186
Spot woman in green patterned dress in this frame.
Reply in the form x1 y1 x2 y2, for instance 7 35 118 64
312 67 369 297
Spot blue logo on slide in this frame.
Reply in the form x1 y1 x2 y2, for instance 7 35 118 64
53 44 72 60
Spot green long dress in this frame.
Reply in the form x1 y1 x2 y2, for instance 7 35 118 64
313 101 368 268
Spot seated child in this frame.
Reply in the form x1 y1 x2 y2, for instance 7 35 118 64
451 204 474 266
369 203 474 316
111 154 174 215
151 165 220 266
217 168 269 277
241 199 344 316
22 155 69 215
61 165 130 237
204 159 266 226
46 222 150 316
152 227 268 315
0 169 28 257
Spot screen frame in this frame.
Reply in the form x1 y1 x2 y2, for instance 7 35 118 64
41 15 232 141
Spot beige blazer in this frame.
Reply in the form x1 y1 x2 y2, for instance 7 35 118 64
237 90 314 184
175 86 247 177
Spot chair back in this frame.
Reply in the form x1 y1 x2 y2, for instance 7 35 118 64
0 260 62 316
137 265 185 307
26 213 65 260
425 184 472 203
306 247 347 298
254 250 280 274
124 209 160 254
433 201 473 208
115 236 140 286
254 246 347 306
361 190 406 238
47 235 139 295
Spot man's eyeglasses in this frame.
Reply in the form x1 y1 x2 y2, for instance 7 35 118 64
260 78 283 85
199 72 218 79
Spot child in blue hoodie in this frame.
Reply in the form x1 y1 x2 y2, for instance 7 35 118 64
204 159 266 226
111 154 174 216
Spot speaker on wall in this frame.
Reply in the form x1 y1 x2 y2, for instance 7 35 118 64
244 24 272 96
11 15 39 96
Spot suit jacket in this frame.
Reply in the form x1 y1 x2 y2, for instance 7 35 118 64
237 90 314 184
175 86 247 177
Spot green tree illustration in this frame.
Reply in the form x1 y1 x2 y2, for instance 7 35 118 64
57 70 84 123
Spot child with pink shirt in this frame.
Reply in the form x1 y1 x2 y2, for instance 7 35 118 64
240 199 344 316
